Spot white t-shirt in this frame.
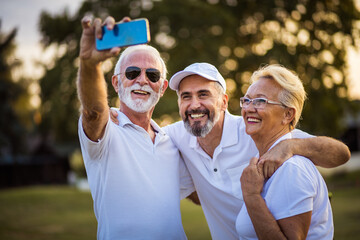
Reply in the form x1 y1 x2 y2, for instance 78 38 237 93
164 111 312 240
78 110 194 240
236 132 333 240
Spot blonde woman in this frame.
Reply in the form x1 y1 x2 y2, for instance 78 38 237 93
236 65 333 239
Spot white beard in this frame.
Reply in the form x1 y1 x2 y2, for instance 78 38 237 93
118 82 162 113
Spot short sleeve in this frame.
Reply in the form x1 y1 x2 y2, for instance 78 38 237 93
78 115 112 160
264 157 316 220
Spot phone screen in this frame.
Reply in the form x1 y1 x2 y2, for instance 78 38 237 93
96 19 150 50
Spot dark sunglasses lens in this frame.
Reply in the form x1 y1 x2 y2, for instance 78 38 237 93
125 67 141 80
146 68 161 82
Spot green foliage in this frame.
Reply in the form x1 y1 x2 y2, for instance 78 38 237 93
38 0 360 146
0 26 28 156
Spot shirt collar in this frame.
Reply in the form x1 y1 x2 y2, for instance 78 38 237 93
255 132 293 158
220 110 240 148
116 110 165 136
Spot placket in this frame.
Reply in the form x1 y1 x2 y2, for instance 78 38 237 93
195 144 223 183
134 125 156 153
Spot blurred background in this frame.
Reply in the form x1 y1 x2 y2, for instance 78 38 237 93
0 0 359 239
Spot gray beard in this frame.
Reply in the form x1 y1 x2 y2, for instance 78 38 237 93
183 108 221 138
184 119 215 138
118 82 161 113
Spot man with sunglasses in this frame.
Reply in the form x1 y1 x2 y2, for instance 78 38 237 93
77 16 194 239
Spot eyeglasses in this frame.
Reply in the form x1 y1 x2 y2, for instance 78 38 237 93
116 66 162 83
240 97 285 109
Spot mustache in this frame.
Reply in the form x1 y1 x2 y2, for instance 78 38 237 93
128 83 155 93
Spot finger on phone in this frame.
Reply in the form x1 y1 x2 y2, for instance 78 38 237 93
120 17 131 23
104 16 116 30
94 18 103 39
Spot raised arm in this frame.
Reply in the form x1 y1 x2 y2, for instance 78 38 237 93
259 136 350 178
77 16 127 141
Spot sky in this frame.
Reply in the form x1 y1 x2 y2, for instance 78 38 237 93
1 0 360 103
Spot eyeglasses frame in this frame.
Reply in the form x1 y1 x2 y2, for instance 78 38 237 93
240 97 286 109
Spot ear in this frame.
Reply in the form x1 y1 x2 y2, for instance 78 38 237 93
112 75 119 92
282 107 296 125
160 79 169 96
221 93 229 111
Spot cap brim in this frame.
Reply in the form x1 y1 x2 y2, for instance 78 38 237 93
169 70 218 91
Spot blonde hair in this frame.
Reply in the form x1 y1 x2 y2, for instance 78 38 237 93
250 64 307 129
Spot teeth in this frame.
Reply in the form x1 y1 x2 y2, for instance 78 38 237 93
133 90 148 95
248 117 260 122
190 113 205 119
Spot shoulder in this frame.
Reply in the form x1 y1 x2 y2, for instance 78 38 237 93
223 111 246 130
274 155 318 184
291 129 315 139
163 121 194 147
163 121 186 136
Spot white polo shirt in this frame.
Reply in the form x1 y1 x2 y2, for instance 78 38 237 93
164 111 311 240
236 132 333 239
78 110 194 240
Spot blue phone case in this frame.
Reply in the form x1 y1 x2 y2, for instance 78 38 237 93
96 19 150 50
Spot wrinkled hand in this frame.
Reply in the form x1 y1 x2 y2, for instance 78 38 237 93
259 140 293 179
240 157 265 197
110 107 120 125
79 16 130 64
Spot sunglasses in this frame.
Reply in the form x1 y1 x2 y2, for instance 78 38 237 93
118 66 162 83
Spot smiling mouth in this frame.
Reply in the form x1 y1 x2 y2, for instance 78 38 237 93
132 90 149 95
247 117 261 123
190 113 206 119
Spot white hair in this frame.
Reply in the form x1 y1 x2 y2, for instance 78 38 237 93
114 44 167 80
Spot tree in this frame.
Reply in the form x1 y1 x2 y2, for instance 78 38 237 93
38 0 360 146
0 23 28 156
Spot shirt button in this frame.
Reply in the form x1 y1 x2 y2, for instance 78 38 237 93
214 168 218 172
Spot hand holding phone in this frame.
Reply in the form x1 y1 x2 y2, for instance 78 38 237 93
96 18 150 50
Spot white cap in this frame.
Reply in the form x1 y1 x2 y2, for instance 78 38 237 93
169 62 226 93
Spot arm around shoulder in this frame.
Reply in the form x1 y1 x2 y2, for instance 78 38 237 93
286 136 350 168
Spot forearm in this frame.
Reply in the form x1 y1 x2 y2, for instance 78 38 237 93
77 60 109 140
244 194 286 240
287 136 350 168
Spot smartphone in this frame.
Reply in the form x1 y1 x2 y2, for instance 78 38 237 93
96 18 150 50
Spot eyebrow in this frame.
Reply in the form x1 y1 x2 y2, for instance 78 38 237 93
245 93 267 98
180 89 211 97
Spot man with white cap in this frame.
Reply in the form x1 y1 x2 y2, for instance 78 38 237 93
111 62 349 239
163 62 350 239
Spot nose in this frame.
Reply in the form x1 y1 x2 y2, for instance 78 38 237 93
189 97 201 109
134 70 148 85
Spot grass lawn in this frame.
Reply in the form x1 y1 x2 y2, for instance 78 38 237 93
0 171 359 239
